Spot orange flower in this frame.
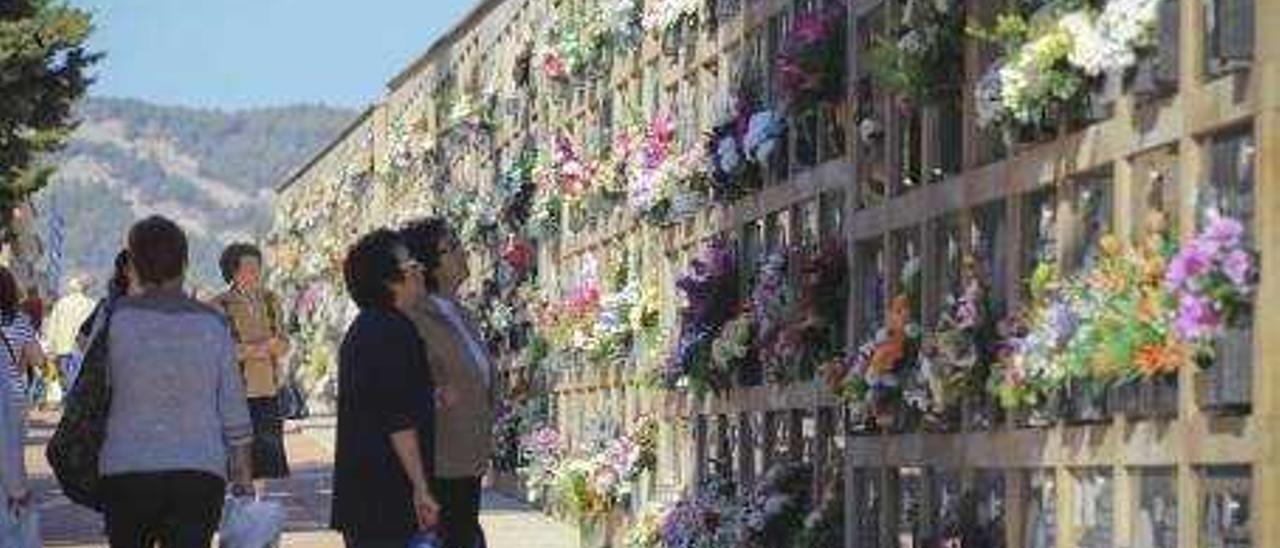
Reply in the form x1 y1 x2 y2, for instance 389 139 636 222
869 337 904 374
1135 339 1186 378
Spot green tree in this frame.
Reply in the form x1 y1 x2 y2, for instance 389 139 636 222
0 0 99 215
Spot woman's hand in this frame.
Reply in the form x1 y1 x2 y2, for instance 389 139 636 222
412 486 440 530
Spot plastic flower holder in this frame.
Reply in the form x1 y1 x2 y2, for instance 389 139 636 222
1064 382 1110 425
1198 325 1253 414
961 393 1002 431
1111 375 1179 419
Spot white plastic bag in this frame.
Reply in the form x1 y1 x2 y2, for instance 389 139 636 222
0 505 41 548
218 497 284 548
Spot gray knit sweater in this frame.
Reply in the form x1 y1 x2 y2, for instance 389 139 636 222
99 291 253 479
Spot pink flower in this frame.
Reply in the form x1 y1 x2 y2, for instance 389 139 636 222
1175 294 1221 341
1222 249 1254 288
1203 211 1245 249
1166 244 1212 289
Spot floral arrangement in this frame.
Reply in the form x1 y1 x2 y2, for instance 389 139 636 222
866 0 964 104
743 110 786 165
710 310 756 388
627 113 679 221
664 238 740 394
736 463 813 548
520 425 566 503
919 257 995 416
586 281 640 367
646 479 741 548
1165 210 1258 365
752 250 794 382
536 9 610 81
987 261 1075 413
828 258 923 424
642 0 701 34
706 94 769 203
549 418 659 520
974 0 1163 130
989 215 1189 416
528 184 563 239
761 241 850 384
776 3 847 112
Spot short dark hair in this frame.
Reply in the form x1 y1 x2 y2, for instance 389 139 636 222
343 229 407 309
219 242 263 284
0 266 18 324
109 249 132 299
128 215 188 285
399 217 454 292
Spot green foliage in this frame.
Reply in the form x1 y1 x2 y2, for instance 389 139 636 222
0 0 101 212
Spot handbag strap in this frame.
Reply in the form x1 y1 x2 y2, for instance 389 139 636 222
0 325 17 366
80 299 116 387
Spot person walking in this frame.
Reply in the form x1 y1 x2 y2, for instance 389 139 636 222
98 216 254 547
211 243 291 498
0 268 45 426
331 229 440 548
0 267 41 547
46 276 95 392
77 250 137 353
400 218 495 548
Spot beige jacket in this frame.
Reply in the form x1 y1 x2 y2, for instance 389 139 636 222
212 288 286 398
404 295 495 479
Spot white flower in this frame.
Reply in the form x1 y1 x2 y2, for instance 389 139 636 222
899 29 925 55
716 136 740 173
744 110 783 163
858 117 883 144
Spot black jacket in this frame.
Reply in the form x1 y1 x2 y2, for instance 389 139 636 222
330 308 435 537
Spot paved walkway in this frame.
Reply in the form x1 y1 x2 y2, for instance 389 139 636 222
26 412 577 548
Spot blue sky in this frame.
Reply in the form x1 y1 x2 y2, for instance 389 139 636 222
73 0 476 109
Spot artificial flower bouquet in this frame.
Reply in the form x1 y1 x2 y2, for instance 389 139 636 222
664 238 740 394
777 2 848 113
1165 210 1258 366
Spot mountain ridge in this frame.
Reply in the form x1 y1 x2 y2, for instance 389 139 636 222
37 96 357 292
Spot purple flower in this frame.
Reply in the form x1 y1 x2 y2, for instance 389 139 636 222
1175 294 1221 341
1222 249 1254 288
1203 211 1245 249
1166 244 1213 289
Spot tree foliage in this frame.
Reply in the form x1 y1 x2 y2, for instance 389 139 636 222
0 0 100 212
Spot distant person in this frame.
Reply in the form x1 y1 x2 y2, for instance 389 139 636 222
0 345 32 542
71 251 138 396
400 218 494 548
211 243 291 498
331 229 439 547
0 267 41 531
22 285 44 333
0 267 45 417
46 276 95 390
98 216 254 546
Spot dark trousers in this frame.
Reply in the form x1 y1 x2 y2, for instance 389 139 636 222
102 470 225 548
343 534 412 548
431 476 482 548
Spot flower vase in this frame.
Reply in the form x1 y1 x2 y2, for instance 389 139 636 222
1201 326 1253 413
1065 383 1109 425
961 394 998 431
1108 380 1143 417
1139 374 1179 418
735 357 763 387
